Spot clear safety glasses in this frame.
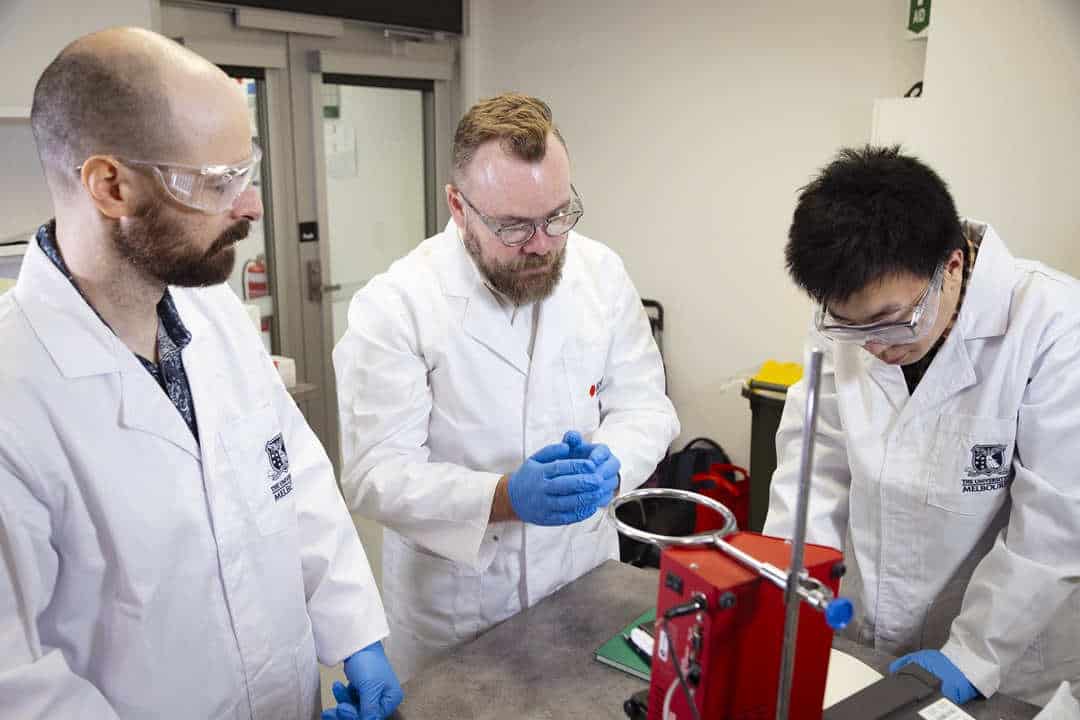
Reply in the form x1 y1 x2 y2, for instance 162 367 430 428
457 185 584 247
815 262 946 346
77 142 262 215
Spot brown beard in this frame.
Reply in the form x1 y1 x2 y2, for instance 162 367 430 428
111 202 248 287
463 224 566 305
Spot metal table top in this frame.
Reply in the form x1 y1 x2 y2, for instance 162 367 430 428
395 560 1039 719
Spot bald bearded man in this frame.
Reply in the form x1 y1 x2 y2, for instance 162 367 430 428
0 28 400 719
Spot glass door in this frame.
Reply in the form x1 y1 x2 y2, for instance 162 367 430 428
320 77 433 352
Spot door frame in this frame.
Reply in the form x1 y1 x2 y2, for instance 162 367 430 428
288 36 455 470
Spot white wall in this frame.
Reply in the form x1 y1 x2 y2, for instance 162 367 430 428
0 0 159 241
462 0 923 468
873 0 1080 277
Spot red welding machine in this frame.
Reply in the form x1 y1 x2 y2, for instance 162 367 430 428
612 349 848 720
649 533 845 720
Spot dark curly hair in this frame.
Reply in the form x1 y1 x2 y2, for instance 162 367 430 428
786 145 963 304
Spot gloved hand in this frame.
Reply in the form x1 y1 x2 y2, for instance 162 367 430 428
507 441 605 526
321 641 404 720
889 650 979 705
562 430 621 506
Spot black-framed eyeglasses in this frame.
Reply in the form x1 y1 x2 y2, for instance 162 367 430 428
456 185 584 247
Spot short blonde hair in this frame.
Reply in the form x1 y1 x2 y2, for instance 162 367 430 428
452 92 567 181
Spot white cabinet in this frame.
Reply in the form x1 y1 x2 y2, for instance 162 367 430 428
0 0 158 112
0 0 159 242
0 120 51 245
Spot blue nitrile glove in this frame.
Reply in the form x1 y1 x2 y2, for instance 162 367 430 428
507 441 605 525
563 430 621 506
321 683 360 720
889 650 979 705
320 641 404 720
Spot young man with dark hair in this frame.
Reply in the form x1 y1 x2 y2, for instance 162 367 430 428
765 146 1080 706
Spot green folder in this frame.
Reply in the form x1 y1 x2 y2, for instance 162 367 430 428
594 607 655 681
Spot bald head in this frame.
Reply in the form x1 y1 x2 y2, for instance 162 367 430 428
30 27 246 195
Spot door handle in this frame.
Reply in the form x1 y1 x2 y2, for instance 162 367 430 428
307 260 324 302
306 260 344 302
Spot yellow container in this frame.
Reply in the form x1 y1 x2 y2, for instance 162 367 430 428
749 360 803 392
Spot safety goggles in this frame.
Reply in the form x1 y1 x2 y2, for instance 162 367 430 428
814 262 946 346
78 142 262 214
457 185 584 247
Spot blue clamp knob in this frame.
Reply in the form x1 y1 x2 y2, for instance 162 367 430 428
825 597 853 630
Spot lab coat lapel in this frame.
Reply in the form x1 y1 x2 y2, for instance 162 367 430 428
954 222 1014 342
118 287 206 461
443 221 531 375
14 239 120 378
902 221 1014 420
118 358 202 460
901 330 976 424
17 240 201 458
529 246 577 378
862 352 910 415
167 291 225 457
461 284 531 375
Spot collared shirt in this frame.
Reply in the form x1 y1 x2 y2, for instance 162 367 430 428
901 221 985 394
36 220 200 441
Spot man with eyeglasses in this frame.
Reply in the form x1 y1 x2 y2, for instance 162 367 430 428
0 28 402 719
765 146 1080 706
333 93 678 680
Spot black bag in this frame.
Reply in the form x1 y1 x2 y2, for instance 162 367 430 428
617 437 732 568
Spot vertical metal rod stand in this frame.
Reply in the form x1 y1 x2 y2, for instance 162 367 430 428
775 348 825 720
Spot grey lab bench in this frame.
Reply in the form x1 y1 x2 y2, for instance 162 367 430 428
394 560 1040 719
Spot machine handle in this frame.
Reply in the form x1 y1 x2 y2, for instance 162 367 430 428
825 598 854 630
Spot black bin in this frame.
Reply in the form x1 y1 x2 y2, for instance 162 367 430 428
741 382 790 531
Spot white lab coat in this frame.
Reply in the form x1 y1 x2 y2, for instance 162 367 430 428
0 240 388 719
333 220 678 680
765 222 1080 706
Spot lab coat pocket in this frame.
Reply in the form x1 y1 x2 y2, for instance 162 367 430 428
927 414 1016 516
385 537 468 644
563 339 607 434
221 404 297 536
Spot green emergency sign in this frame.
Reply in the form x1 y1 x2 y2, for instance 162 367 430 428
908 0 931 34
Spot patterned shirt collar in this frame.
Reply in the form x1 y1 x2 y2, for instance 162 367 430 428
35 219 192 357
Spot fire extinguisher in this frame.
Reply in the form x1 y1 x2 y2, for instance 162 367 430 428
243 254 269 300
